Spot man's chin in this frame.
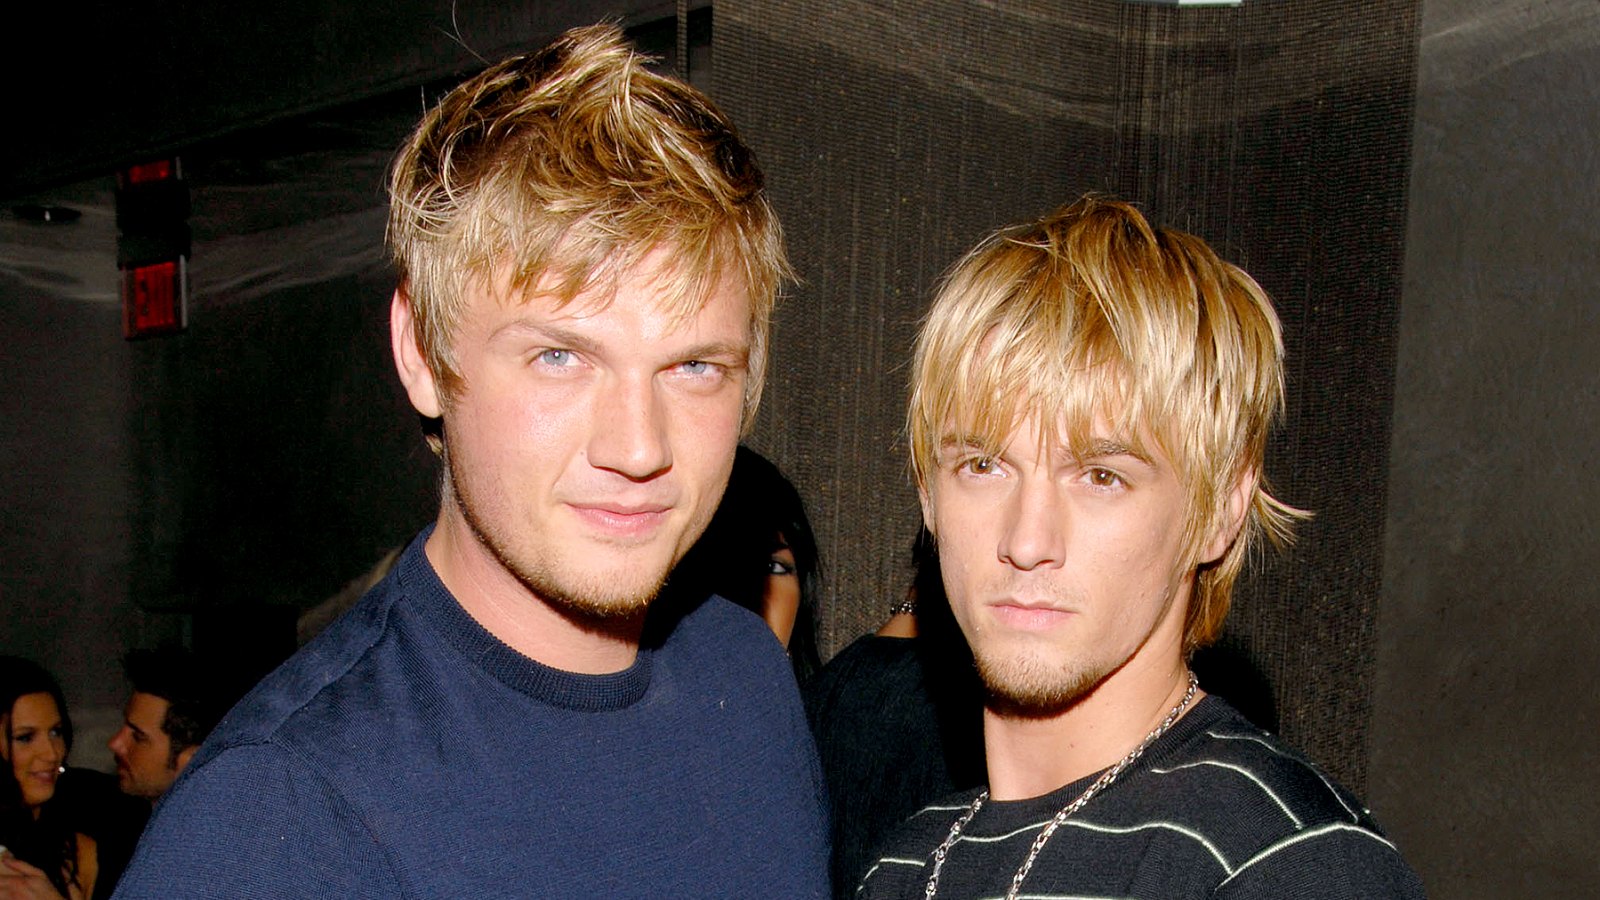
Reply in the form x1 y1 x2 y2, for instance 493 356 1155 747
976 653 1109 719
475 528 671 622
527 568 665 623
551 592 655 622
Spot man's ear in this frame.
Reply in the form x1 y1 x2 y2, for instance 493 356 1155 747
917 484 936 539
1199 468 1257 565
391 288 443 419
175 743 198 773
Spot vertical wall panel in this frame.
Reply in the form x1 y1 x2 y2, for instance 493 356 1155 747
1373 2 1600 896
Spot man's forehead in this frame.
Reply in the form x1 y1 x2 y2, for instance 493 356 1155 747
498 285 751 346
128 691 173 719
490 244 747 315
939 405 1160 461
464 260 748 352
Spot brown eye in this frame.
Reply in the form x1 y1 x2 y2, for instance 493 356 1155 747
1087 467 1123 487
962 457 997 475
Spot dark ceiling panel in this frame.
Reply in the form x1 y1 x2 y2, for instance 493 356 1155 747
5 1 678 199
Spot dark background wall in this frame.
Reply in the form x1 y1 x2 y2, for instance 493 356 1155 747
0 250 151 746
1 2 1595 896
1370 2 1600 896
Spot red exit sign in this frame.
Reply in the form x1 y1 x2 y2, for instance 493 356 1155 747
122 259 187 339
117 157 190 340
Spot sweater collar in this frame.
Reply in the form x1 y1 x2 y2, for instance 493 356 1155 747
396 527 654 712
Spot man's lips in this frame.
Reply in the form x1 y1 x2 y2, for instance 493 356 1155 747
989 601 1076 630
569 502 672 537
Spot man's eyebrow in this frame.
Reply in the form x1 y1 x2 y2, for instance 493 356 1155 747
674 339 750 365
491 320 601 354
1079 438 1155 467
935 435 992 457
492 322 749 365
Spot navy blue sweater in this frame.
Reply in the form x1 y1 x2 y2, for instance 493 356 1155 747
114 532 830 898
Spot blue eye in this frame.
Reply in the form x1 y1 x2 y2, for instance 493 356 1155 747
681 360 712 376
536 349 574 366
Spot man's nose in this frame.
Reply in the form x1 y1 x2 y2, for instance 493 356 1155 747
588 375 672 480
997 479 1066 571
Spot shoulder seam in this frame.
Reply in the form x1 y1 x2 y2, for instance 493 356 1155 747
240 593 401 746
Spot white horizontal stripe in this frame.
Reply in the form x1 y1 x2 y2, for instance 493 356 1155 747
1150 760 1303 828
954 889 1139 900
1051 818 1235 874
946 815 1233 872
1205 730 1360 821
910 800 984 818
853 863 876 896
1206 729 1279 752
854 858 922 896
954 819 1049 844
857 858 1133 900
993 894 1134 900
1216 822 1400 889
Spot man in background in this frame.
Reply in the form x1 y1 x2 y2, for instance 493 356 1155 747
108 649 221 803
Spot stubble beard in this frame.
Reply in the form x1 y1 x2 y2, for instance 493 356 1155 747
115 758 173 800
125 771 174 801
446 452 663 624
975 647 1113 719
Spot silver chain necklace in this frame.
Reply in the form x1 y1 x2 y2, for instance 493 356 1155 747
922 670 1199 900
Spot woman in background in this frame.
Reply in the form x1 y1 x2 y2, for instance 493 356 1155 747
0 657 96 900
675 445 824 683
801 527 986 897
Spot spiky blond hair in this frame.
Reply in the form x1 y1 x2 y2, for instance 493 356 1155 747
387 23 790 425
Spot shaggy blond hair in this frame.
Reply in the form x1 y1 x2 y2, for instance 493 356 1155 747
908 196 1307 651
387 23 789 424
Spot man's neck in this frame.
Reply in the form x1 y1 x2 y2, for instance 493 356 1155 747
982 654 1201 801
424 510 644 675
